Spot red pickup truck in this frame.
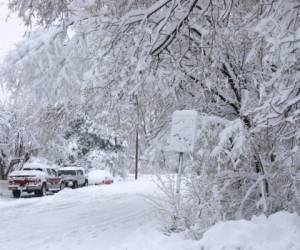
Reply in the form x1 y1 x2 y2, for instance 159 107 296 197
8 163 64 198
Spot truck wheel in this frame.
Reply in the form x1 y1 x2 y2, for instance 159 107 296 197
12 190 21 198
36 183 47 197
72 182 78 189
60 183 65 191
84 179 88 187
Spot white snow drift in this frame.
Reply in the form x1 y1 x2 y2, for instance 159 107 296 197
199 211 300 250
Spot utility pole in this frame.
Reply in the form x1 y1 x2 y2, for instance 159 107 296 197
135 128 138 180
134 95 139 180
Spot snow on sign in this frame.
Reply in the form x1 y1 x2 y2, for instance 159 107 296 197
169 110 198 153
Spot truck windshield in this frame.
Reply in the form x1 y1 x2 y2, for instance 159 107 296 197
58 170 76 176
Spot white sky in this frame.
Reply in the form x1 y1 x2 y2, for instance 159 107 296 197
0 1 26 104
0 1 26 63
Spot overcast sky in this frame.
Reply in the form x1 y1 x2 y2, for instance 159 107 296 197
0 1 26 63
0 1 26 103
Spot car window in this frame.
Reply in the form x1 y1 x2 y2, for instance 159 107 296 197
23 168 43 172
58 170 76 176
76 170 83 176
50 169 58 177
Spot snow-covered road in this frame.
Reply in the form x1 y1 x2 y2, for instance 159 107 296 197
0 177 199 250
1 177 300 250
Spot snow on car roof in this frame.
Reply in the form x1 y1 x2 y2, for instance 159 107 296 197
9 170 46 177
23 162 54 170
58 166 85 171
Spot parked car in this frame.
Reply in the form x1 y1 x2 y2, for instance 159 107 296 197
8 163 64 198
88 170 114 185
58 167 88 189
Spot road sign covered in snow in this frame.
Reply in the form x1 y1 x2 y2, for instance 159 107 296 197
169 110 198 153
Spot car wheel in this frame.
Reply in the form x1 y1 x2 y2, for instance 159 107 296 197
72 181 78 189
36 183 46 197
12 190 21 198
42 184 47 196
84 179 88 187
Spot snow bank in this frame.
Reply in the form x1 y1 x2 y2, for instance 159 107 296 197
199 211 300 250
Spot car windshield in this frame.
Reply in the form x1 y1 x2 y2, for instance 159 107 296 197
58 170 76 176
23 168 43 171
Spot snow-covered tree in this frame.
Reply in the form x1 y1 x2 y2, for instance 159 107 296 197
0 106 37 179
118 0 300 233
1 0 299 237
63 115 128 177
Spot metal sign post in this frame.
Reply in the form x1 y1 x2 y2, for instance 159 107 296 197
176 152 184 209
168 110 198 220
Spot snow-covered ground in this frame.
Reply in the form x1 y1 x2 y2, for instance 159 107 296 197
0 176 199 250
0 176 300 250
